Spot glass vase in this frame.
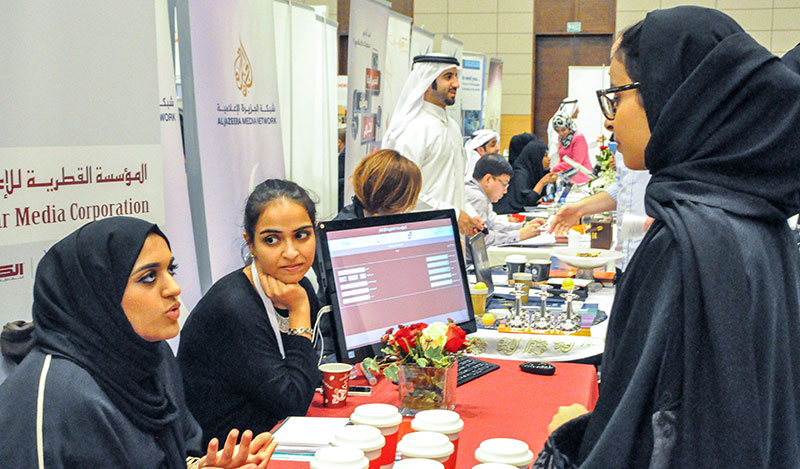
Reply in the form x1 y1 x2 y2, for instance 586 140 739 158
397 362 457 416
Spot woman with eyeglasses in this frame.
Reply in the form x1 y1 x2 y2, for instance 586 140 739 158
535 7 800 468
550 113 592 185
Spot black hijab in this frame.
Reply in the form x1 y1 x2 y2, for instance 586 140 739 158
577 7 800 467
784 43 800 73
508 132 536 166
33 217 187 469
494 134 548 214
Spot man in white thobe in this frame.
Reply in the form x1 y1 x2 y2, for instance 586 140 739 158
383 53 483 236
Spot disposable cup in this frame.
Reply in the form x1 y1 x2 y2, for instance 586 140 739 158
470 287 488 317
474 438 534 469
397 431 454 464
310 446 369 469
505 255 527 283
393 459 445 468
410 410 464 469
512 272 532 304
349 404 402 468
529 260 551 284
319 363 353 408
331 425 386 469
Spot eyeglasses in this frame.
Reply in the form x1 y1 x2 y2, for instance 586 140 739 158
595 82 640 120
492 176 510 188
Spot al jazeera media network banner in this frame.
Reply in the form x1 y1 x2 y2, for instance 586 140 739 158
344 0 391 200
178 0 285 287
461 52 486 137
0 2 164 324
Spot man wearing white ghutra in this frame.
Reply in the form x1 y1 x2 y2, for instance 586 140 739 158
383 53 484 236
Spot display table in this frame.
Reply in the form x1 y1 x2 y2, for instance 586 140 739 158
269 358 598 468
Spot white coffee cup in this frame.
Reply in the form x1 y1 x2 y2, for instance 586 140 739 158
310 446 369 469
397 431 454 463
474 438 534 469
410 409 464 469
349 404 402 468
393 458 445 468
472 464 519 469
331 425 385 468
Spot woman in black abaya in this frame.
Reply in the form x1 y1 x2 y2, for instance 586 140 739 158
493 133 557 214
0 217 276 468
535 7 800 468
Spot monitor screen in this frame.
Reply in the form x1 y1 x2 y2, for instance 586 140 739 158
318 210 476 363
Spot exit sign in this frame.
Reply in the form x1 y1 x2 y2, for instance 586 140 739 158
567 21 582 32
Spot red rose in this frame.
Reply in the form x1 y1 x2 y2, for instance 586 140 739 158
444 323 467 353
393 325 422 354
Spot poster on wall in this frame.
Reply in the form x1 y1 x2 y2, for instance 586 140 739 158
460 52 486 137
0 2 164 323
439 35 464 135
344 0 390 201
484 57 503 139
178 0 285 287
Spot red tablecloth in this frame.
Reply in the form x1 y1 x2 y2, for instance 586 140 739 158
270 358 598 468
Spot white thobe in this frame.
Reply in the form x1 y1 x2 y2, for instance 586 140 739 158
604 152 652 270
391 102 475 215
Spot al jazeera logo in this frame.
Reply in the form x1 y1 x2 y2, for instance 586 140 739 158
234 38 253 97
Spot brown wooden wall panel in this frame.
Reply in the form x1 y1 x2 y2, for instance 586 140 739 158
536 0 615 34
533 35 612 139
500 115 534 152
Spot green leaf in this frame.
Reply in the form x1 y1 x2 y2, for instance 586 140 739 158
361 357 379 374
416 357 429 367
423 347 444 362
383 363 399 382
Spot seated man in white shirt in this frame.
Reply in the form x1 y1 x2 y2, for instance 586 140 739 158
465 153 545 248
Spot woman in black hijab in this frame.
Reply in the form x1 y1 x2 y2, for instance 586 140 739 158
0 217 275 468
493 133 558 214
535 7 800 468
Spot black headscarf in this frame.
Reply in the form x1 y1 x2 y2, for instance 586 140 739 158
33 217 187 469
494 135 549 214
784 43 800 73
508 132 536 166
575 7 800 467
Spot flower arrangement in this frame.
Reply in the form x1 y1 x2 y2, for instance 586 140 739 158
362 320 472 383
589 140 617 194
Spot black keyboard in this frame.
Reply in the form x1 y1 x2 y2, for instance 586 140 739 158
457 355 500 386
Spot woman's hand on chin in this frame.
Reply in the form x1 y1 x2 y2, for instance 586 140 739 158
258 271 308 312
200 429 277 469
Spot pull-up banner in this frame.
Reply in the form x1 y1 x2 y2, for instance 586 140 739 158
343 0 391 201
178 0 285 287
0 2 164 324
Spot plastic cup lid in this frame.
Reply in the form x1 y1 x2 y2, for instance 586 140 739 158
410 409 464 434
331 425 386 453
505 254 527 263
393 458 445 469
311 446 369 469
350 403 402 428
474 438 533 466
397 431 454 459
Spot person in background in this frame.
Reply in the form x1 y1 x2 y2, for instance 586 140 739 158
493 133 558 215
547 97 579 163
335 149 421 220
337 127 347 212
382 53 483 236
466 153 545 248
0 217 276 468
537 8 800 467
463 128 500 182
549 138 651 274
550 113 592 184
179 180 324 447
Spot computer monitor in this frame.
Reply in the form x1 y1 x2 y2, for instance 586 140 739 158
466 232 494 299
318 210 477 363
